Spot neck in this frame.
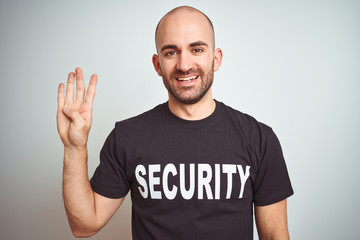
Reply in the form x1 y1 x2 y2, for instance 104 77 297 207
168 90 216 120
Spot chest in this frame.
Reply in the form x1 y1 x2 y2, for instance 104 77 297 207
123 125 258 203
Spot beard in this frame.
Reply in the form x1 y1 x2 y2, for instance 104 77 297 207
162 62 214 105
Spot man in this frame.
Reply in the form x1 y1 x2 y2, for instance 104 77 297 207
57 6 293 240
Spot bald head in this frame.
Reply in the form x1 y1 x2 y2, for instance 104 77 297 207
155 6 215 52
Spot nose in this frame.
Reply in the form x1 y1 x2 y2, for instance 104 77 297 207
176 51 193 73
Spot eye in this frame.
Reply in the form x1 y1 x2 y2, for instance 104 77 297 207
164 50 177 57
193 48 204 54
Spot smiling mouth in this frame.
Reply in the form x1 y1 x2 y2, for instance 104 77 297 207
176 75 199 83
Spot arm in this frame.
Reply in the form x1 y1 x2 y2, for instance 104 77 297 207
254 199 290 240
57 68 124 237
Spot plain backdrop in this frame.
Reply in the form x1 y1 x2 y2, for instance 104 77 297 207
0 0 359 239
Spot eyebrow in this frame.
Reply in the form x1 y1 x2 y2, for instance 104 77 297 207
190 41 208 48
160 44 178 52
160 41 209 52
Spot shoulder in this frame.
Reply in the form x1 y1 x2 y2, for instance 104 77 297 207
219 101 283 170
218 101 273 137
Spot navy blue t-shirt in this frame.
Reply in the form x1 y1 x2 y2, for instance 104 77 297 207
90 100 293 240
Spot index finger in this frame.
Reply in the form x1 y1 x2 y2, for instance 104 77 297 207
85 74 98 105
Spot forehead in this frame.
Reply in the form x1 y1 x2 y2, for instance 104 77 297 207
156 10 214 51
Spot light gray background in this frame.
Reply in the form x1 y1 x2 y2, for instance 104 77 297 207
1 0 359 239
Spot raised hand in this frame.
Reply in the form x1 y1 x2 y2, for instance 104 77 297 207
57 68 98 149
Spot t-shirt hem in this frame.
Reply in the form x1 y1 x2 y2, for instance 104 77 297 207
90 181 128 199
253 190 294 206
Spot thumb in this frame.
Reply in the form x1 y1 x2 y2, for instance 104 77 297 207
63 107 85 127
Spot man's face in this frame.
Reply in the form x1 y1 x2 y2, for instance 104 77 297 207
153 10 222 105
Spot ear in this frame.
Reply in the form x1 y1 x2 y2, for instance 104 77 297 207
152 54 162 76
213 48 223 72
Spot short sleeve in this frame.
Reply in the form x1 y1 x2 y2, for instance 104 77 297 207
90 129 130 199
252 129 293 206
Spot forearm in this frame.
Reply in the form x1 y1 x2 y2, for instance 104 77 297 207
258 229 290 240
62 146 99 237
255 200 290 240
257 215 289 240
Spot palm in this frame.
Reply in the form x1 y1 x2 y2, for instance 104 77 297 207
57 68 98 148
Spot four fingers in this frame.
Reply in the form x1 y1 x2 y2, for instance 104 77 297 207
57 68 97 147
60 68 97 106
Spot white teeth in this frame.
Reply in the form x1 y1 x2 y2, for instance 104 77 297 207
177 76 198 81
